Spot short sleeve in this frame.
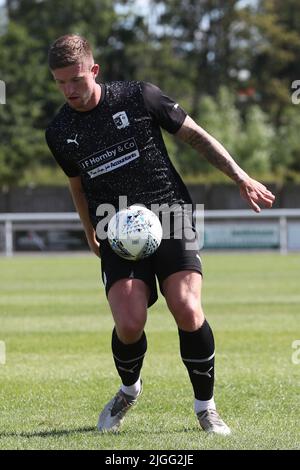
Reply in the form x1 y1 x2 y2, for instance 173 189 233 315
141 82 187 134
45 128 80 178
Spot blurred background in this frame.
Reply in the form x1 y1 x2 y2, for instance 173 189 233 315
0 0 300 252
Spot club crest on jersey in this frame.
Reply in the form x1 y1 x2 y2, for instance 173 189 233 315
112 111 130 129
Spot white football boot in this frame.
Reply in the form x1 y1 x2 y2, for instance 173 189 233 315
97 383 142 433
197 409 231 435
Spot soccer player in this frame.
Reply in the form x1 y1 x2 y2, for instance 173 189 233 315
46 35 275 435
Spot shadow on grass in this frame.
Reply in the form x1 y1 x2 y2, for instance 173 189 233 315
0 425 198 439
0 426 96 439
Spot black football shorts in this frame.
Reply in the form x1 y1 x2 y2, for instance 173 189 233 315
99 223 202 308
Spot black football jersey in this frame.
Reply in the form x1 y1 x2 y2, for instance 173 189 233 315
46 81 193 228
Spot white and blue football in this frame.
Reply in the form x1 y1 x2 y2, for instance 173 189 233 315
107 205 162 261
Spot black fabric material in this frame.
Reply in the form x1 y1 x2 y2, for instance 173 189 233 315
111 328 147 386
100 224 202 308
178 319 215 400
141 82 186 134
45 80 192 230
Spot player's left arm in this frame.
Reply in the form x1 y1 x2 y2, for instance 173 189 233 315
176 115 275 213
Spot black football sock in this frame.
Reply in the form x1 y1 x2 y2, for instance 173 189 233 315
111 328 147 387
178 319 215 400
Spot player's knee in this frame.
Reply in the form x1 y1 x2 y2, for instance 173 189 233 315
115 309 146 343
117 322 145 344
170 298 204 331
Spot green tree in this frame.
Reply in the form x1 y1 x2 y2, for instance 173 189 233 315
243 0 300 119
1 0 299 186
148 0 249 114
0 21 47 188
169 87 274 179
173 87 242 177
237 105 274 174
0 0 120 187
271 106 300 178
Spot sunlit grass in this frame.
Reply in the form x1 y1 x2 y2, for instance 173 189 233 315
0 253 299 449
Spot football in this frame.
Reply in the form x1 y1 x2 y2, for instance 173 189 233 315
107 205 163 260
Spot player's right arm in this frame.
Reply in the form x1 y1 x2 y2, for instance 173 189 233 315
68 176 100 257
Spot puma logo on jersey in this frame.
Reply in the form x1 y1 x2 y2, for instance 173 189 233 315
67 134 79 146
113 111 130 129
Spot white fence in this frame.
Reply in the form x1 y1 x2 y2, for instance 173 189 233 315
0 212 81 256
0 209 300 256
199 209 300 254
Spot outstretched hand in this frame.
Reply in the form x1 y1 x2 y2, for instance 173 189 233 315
239 178 275 213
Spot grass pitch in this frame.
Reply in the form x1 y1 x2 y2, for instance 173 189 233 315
0 252 299 450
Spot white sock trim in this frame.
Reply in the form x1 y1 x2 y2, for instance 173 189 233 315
194 397 216 414
121 377 141 398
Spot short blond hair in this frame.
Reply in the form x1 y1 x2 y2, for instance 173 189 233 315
48 34 93 70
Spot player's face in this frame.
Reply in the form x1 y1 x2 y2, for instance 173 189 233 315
52 60 100 111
